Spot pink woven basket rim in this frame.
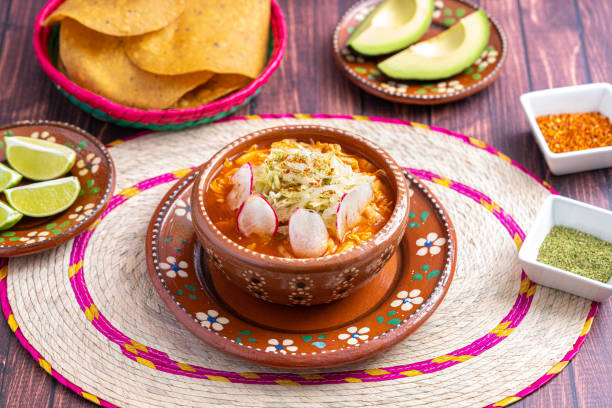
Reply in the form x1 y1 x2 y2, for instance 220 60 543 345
33 0 287 125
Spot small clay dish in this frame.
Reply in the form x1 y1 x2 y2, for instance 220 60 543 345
0 121 115 257
332 0 507 105
191 125 410 306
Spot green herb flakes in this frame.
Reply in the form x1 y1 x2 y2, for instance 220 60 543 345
537 226 612 283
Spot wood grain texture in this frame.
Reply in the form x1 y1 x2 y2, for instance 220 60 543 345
554 1 612 407
0 331 55 407
0 0 610 406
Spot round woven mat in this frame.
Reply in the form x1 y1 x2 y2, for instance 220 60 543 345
1 115 596 408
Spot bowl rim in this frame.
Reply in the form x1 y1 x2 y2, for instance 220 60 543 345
191 124 410 269
32 0 287 125
519 82 612 159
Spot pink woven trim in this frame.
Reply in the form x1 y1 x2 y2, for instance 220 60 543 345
0 259 118 408
33 0 287 125
484 302 598 407
62 169 561 388
0 171 598 405
0 116 594 406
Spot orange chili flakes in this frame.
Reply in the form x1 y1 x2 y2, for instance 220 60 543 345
535 112 612 153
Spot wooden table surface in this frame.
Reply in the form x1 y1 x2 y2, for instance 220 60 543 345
0 0 610 406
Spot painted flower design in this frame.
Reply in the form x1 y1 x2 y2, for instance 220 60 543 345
242 270 266 286
288 275 315 305
341 46 356 62
68 203 95 223
336 267 358 286
30 130 56 143
331 286 351 301
415 232 446 256
205 247 223 272
433 1 444 18
289 275 314 291
76 153 102 176
159 256 188 278
21 231 50 244
175 199 192 221
242 270 269 300
248 286 269 301
474 48 498 71
289 291 313 306
331 267 359 300
265 339 298 354
196 310 229 331
436 80 464 94
380 80 408 94
390 289 424 311
338 326 370 345
367 245 394 274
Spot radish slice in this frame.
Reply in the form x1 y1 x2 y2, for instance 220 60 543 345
289 209 329 258
336 182 374 239
227 163 253 210
236 194 278 237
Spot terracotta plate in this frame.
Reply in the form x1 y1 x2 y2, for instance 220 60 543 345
0 121 115 257
146 169 456 369
333 0 507 105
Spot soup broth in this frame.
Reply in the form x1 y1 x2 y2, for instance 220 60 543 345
206 139 394 257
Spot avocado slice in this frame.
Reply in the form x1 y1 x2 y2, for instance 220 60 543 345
378 9 491 80
347 0 434 56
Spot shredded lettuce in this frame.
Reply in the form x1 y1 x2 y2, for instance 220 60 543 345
252 146 373 228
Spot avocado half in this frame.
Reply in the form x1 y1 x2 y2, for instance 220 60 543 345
347 0 434 56
378 9 491 80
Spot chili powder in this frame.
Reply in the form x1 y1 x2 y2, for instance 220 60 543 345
535 112 612 153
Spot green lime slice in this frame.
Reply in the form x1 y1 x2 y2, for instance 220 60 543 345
0 163 22 192
5 136 76 181
0 201 23 231
5 176 80 217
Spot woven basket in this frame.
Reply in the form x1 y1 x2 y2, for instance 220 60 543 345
33 0 287 130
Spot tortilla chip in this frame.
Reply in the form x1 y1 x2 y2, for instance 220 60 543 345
56 54 67 76
59 20 213 110
124 0 270 78
170 74 251 109
43 0 185 36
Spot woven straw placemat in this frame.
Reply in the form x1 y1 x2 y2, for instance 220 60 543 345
1 115 596 408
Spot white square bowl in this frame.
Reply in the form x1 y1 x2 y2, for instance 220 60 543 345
518 195 612 301
520 83 612 175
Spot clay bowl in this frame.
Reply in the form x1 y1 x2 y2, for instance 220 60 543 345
191 125 410 306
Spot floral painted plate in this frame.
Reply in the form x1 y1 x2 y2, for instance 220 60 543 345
0 121 115 257
146 169 456 369
333 0 507 105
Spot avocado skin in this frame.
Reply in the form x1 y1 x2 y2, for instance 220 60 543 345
378 10 491 80
347 0 434 56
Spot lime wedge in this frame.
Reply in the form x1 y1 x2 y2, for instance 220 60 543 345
5 177 81 217
5 136 76 181
0 163 22 192
0 201 23 230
